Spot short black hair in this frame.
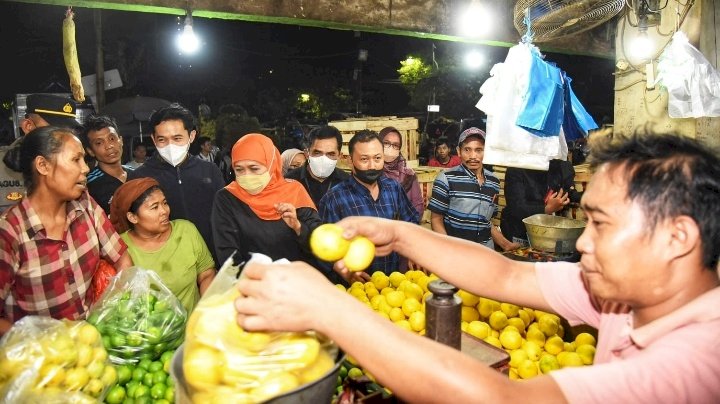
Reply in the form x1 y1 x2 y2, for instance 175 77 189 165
435 136 450 148
348 129 381 156
149 103 196 134
78 114 118 149
197 136 212 145
133 143 146 151
307 126 342 152
589 134 720 269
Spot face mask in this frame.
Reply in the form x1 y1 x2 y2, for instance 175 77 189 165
157 143 189 167
383 146 400 162
308 155 337 179
236 172 271 195
354 168 383 185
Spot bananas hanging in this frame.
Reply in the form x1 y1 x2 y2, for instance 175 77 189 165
63 7 85 102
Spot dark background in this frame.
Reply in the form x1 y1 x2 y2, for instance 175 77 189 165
0 2 614 129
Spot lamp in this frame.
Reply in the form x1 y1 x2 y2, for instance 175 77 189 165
177 10 200 54
629 2 654 61
459 0 490 38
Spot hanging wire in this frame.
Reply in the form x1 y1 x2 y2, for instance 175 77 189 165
521 8 534 44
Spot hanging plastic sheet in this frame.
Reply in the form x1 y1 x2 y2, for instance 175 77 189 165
562 73 598 141
476 43 567 170
656 31 720 118
516 52 565 137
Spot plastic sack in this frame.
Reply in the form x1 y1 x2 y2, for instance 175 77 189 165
86 267 187 365
179 253 338 403
0 316 115 403
656 31 720 118
88 259 117 305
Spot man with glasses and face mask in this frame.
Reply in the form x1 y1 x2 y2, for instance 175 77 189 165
286 125 349 206
319 130 419 282
129 103 224 261
1 94 80 212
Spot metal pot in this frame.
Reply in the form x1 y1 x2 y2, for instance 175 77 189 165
522 214 586 254
171 344 344 404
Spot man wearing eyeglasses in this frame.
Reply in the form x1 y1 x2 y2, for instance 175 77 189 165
78 115 132 214
285 125 349 206
428 127 519 251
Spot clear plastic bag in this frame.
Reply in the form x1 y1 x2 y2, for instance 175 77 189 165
0 316 115 403
86 267 187 365
656 31 720 118
179 253 338 403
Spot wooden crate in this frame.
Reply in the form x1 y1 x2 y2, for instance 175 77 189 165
329 116 419 161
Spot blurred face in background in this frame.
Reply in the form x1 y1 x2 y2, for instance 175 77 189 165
86 126 123 165
289 153 306 170
436 143 450 160
133 144 147 162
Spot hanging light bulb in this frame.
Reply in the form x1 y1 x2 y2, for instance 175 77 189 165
177 10 200 54
459 1 490 37
464 50 484 70
630 14 653 61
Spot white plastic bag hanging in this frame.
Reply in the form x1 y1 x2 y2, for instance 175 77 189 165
656 31 720 118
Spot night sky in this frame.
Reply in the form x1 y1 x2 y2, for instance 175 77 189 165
0 2 615 126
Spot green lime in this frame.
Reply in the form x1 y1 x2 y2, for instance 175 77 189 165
126 331 143 347
142 371 154 387
110 334 127 348
155 400 171 404
150 382 166 399
160 350 175 364
145 327 163 344
153 300 170 312
102 335 112 350
339 365 348 378
153 342 168 356
148 361 163 373
137 358 152 371
347 367 363 378
164 385 175 401
151 370 167 385
105 385 126 404
86 312 100 325
116 365 132 385
125 380 139 398
131 367 146 382
132 383 150 398
165 373 174 387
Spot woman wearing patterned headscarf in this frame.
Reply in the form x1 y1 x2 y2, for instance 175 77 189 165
110 178 215 314
379 127 424 216
211 134 322 266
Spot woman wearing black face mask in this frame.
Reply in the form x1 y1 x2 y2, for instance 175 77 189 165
317 130 420 283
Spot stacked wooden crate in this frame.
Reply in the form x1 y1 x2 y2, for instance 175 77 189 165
329 116 420 162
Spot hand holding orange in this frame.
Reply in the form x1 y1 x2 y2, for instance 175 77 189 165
310 223 375 272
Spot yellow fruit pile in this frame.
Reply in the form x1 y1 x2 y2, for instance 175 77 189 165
341 272 597 380
0 319 116 403
310 223 375 272
183 287 336 403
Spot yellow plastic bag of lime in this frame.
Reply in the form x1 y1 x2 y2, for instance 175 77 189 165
177 253 339 403
0 316 115 403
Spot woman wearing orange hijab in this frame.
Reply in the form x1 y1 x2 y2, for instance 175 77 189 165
211 133 322 265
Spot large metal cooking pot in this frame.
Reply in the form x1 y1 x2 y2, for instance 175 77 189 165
171 344 344 404
522 214 586 254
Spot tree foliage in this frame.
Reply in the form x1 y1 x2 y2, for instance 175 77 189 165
397 56 432 86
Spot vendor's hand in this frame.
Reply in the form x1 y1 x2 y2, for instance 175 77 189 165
275 203 301 235
235 261 339 332
504 242 523 252
544 189 570 214
334 216 398 257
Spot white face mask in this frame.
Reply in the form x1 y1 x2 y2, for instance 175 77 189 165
157 143 190 167
383 146 400 162
307 155 337 179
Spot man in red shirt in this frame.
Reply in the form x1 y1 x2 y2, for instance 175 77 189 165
428 136 461 168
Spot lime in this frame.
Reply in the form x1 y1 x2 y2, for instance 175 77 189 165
155 400 171 404
151 370 167 385
137 358 152 371
145 327 163 344
116 365 132 385
126 331 143 347
134 396 151 404
150 382 167 399
102 335 112 350
347 367 363 378
133 383 150 398
105 385 126 404
142 371 154 387
148 361 163 373
131 367 146 382
165 374 175 387
153 300 170 312
110 334 127 348
125 380 139 398
160 350 175 365
164 386 175 401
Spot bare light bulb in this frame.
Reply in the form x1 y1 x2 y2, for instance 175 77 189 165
177 13 200 54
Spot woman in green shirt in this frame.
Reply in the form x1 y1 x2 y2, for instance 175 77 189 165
109 178 215 314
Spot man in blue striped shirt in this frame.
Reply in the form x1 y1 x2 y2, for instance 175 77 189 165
428 127 518 251
319 130 420 282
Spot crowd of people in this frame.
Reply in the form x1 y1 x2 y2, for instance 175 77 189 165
1 93 719 402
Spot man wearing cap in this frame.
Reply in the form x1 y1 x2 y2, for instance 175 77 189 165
0 94 80 212
428 127 519 251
